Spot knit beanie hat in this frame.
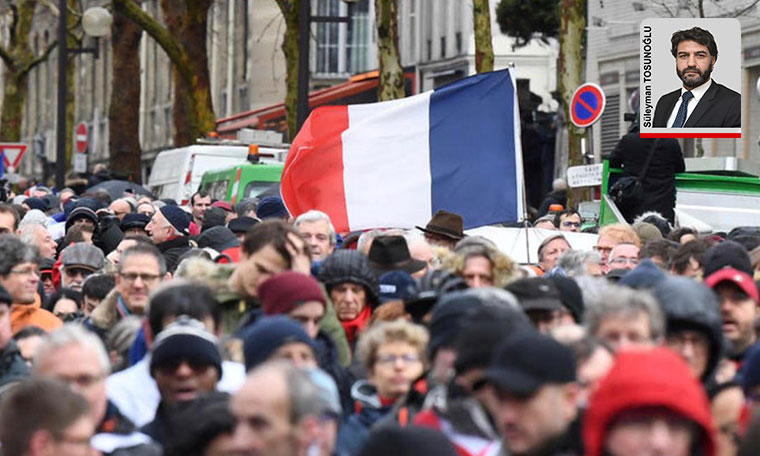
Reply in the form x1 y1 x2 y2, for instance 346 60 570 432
319 250 379 306
227 216 258 234
23 197 48 212
159 205 190 236
360 426 457 456
197 226 240 252
256 196 289 219
242 315 317 371
428 290 485 357
259 271 327 315
65 207 98 232
150 316 222 378
618 258 667 290
703 240 753 277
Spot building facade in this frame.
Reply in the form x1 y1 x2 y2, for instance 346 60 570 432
586 0 760 161
1 0 558 181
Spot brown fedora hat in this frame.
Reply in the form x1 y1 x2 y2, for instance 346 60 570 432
415 210 465 240
368 235 427 275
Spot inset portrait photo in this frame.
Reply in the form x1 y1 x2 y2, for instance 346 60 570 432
640 18 741 138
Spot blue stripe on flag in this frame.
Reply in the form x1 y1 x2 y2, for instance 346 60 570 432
429 69 520 228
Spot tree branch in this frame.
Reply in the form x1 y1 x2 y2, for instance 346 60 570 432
21 40 58 75
0 46 14 69
113 0 189 72
9 4 19 45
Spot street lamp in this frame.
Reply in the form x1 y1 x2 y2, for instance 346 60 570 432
56 4 112 190
296 0 359 132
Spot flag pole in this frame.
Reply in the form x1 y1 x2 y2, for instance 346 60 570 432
508 61 533 265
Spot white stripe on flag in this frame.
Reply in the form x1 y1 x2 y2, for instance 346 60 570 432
342 93 433 230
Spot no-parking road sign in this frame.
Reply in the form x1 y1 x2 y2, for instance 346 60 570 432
570 83 606 128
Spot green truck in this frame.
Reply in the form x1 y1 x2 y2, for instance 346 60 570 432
199 162 284 204
600 157 760 231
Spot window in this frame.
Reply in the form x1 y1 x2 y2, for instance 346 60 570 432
314 0 372 76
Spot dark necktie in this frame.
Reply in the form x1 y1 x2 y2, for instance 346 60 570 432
670 91 694 128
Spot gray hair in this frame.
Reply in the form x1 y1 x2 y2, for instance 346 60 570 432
357 229 383 254
33 323 111 375
235 198 257 218
0 234 40 275
558 250 602 277
286 364 325 424
17 223 47 247
583 280 664 342
19 209 48 228
118 243 167 276
294 210 337 245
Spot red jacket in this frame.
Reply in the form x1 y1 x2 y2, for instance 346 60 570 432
584 347 715 456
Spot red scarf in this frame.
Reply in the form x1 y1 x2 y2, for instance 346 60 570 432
341 306 372 347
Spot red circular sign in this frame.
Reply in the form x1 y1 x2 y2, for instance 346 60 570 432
75 122 88 154
570 83 606 128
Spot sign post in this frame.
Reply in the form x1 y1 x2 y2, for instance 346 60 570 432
74 122 88 173
75 122 89 154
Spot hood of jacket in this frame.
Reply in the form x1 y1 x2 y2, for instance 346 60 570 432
653 277 724 382
584 347 715 456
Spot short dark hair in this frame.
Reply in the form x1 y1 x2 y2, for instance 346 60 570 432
668 227 697 243
0 204 20 231
148 281 221 337
241 220 302 268
672 239 709 275
82 273 116 300
0 378 90 456
13 325 46 342
554 208 580 228
671 27 718 59
163 392 234 456
640 239 679 268
0 235 40 276
118 243 167 276
44 287 83 312
191 191 210 206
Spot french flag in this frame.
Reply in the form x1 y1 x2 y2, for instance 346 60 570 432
281 69 524 233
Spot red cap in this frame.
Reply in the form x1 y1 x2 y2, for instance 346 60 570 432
212 201 233 212
704 267 759 303
584 348 715 456
258 271 327 315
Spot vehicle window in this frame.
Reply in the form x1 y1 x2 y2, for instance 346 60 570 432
203 179 230 201
244 182 280 200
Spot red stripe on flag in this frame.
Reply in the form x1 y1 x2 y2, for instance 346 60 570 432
281 107 350 232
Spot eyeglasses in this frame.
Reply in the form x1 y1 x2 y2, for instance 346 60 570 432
120 272 160 283
64 267 95 278
9 267 39 276
375 353 421 366
562 221 581 228
155 357 214 375
610 257 639 266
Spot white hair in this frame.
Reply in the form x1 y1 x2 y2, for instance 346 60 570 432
33 324 111 375
19 209 48 228
294 210 337 245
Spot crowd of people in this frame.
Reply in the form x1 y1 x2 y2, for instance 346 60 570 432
0 179 759 456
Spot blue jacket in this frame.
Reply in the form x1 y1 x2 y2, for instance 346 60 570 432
335 381 393 455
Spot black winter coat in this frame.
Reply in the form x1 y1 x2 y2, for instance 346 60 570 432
0 340 29 388
609 133 685 224
156 237 193 273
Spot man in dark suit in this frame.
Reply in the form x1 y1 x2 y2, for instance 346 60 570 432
653 26 740 128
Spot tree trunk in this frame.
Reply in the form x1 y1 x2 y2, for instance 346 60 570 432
159 0 215 146
0 74 27 140
0 0 38 141
473 0 494 73
375 0 404 101
558 0 586 207
276 0 300 141
109 0 143 181
114 0 216 147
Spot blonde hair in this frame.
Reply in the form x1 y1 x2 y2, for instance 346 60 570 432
598 223 641 248
440 243 519 287
357 319 429 372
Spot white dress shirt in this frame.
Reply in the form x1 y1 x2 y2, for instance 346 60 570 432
666 79 712 128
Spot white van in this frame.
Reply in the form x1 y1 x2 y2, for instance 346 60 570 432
147 145 249 205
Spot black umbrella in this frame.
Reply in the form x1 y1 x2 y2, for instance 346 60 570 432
87 180 155 200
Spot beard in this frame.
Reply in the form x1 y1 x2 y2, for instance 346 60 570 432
677 61 714 89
